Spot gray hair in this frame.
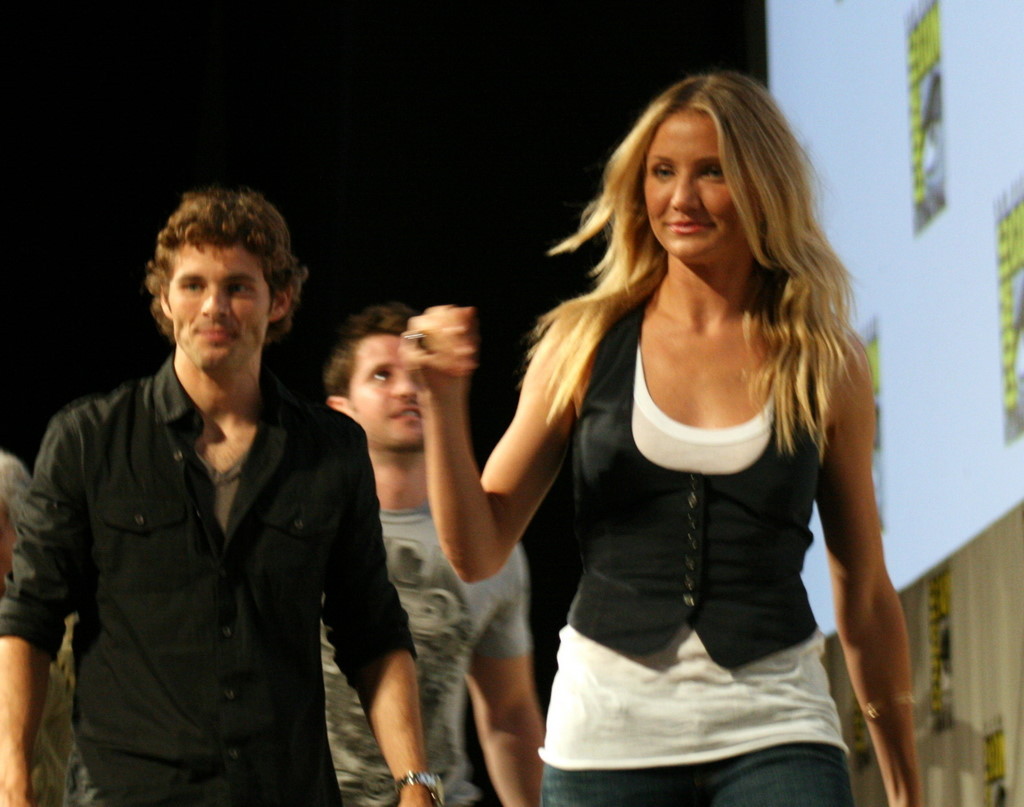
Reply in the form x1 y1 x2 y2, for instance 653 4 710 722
0 449 31 522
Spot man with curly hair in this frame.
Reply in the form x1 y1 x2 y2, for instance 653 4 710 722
0 188 437 807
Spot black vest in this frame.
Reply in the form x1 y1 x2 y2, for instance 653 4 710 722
569 307 819 668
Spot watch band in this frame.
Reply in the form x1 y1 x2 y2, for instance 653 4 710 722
394 771 445 805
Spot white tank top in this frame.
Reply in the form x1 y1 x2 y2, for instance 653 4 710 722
538 347 845 770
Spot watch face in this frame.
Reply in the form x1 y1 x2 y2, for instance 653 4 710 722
396 772 444 805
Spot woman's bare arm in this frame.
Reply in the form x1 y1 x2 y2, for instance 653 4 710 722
403 306 574 581
819 344 923 807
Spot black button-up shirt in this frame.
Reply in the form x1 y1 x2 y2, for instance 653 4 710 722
0 357 413 806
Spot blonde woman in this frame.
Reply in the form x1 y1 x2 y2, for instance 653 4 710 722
403 72 921 806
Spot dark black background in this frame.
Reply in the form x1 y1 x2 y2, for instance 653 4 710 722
3 3 764 801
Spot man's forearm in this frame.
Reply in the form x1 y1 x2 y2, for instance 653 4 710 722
468 654 544 807
476 713 544 807
0 636 51 804
354 649 433 805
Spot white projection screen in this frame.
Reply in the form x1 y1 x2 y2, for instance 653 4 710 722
766 0 1023 633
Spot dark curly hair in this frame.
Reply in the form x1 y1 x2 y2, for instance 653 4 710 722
144 186 309 344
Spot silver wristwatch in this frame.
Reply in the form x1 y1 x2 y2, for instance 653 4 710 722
394 771 445 805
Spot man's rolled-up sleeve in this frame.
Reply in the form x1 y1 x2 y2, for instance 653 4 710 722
321 427 413 684
0 409 91 657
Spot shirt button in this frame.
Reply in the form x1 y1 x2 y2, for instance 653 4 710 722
224 688 236 701
221 626 233 638
687 492 698 508
172 449 184 462
685 557 696 570
227 747 240 760
684 575 695 589
683 594 696 607
134 514 146 526
292 518 304 531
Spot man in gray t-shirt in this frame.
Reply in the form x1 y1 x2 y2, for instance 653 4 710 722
321 303 544 807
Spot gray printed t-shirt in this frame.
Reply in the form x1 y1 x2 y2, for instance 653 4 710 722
321 504 532 807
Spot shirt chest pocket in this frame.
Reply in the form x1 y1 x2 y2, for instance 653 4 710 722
250 497 343 608
256 497 340 567
93 498 194 591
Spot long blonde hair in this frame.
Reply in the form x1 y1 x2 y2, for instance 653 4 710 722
534 71 854 453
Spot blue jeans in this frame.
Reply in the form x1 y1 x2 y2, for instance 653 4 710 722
542 743 854 807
